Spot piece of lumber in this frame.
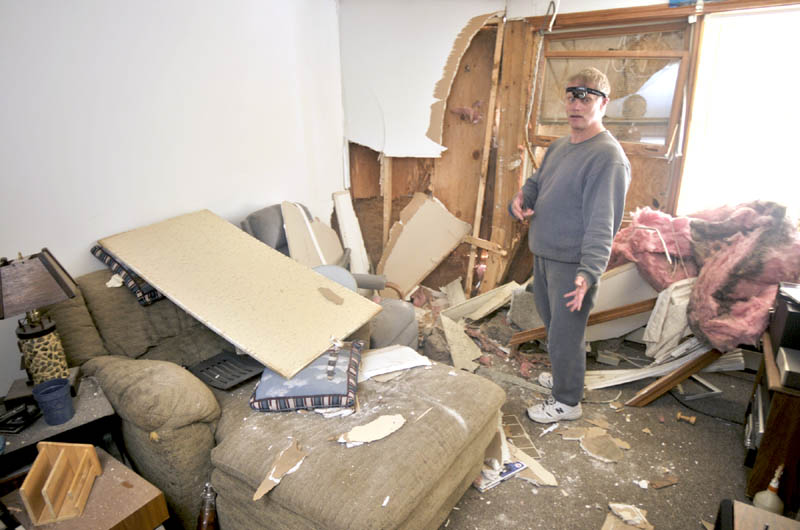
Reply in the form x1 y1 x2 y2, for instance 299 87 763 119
480 20 535 294
510 298 657 347
463 235 508 256
440 315 481 372
624 349 722 407
381 154 393 247
442 281 519 322
465 18 505 297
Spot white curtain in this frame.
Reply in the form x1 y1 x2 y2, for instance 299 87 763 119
677 7 800 221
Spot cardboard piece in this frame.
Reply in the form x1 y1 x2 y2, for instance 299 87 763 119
377 193 471 299
339 414 406 445
281 201 344 268
253 440 308 500
99 210 381 379
440 315 481 372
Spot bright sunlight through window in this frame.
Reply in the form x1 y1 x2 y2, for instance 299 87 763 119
677 7 800 221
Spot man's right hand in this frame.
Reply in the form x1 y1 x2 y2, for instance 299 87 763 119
511 190 534 221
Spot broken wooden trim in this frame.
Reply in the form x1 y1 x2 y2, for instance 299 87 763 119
624 349 723 407
380 155 393 247
465 17 506 298
510 298 657 347
463 235 508 256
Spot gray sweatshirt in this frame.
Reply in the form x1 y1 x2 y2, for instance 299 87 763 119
516 131 630 285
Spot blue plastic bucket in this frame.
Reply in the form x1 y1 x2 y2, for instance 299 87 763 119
32 378 74 425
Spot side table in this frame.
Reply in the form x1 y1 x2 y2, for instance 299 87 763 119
745 333 800 512
1 376 125 480
1 447 169 529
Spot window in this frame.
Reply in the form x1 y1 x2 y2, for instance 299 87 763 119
677 7 800 220
531 23 692 157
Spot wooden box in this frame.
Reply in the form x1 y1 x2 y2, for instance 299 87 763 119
19 441 102 524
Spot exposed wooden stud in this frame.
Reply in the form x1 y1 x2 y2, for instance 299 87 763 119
465 18 505 298
480 20 536 294
625 348 722 407
380 154 393 247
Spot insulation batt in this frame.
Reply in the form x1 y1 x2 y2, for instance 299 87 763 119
607 207 698 290
687 201 800 351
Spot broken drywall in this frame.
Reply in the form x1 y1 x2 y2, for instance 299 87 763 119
377 193 471 298
339 1 504 157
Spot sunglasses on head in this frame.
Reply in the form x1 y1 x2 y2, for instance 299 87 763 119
565 86 607 100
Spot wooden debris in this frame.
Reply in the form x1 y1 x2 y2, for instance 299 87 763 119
597 350 622 366
642 428 653 436
626 349 723 407
441 281 520 322
676 412 697 424
608 503 654 530
508 442 557 487
650 474 679 489
502 414 540 458
253 440 307 500
610 401 624 411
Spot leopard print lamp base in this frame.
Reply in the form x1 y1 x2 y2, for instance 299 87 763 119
17 317 69 384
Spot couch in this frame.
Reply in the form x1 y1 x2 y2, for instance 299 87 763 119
46 269 505 529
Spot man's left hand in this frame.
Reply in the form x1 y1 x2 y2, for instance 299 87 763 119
564 275 589 312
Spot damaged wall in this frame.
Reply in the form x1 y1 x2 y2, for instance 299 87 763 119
0 0 345 392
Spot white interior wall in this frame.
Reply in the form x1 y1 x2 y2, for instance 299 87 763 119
340 1 659 158
0 0 345 395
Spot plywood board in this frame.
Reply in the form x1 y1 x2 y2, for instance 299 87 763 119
432 26 496 226
377 193 471 298
99 210 381 378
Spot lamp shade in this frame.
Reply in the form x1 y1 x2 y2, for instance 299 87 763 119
0 248 78 320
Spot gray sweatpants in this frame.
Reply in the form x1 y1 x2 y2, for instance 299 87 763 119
532 256 597 406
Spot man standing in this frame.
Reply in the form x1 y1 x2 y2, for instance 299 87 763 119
510 67 630 423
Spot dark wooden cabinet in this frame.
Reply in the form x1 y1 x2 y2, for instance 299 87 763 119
746 333 800 512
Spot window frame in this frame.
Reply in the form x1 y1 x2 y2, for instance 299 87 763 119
529 21 692 158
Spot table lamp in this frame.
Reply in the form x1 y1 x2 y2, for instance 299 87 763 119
0 248 77 386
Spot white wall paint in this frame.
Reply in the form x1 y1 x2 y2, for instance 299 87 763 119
0 0 345 395
340 0 659 158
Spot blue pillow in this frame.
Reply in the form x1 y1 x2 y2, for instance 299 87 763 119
249 341 363 412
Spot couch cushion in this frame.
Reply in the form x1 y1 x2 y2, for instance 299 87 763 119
43 286 108 366
83 355 220 431
210 362 505 529
77 269 205 358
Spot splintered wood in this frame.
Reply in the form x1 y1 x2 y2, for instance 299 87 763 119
99 210 381 379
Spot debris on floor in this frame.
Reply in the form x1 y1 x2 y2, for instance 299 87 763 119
606 503 654 530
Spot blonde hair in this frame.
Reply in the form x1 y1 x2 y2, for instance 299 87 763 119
568 67 610 97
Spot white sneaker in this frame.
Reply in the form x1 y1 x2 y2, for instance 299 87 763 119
537 372 553 390
527 396 582 423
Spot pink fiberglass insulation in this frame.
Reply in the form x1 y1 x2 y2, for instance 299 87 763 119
608 207 698 290
687 201 800 351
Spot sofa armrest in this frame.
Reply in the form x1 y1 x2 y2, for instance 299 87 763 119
83 355 220 432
